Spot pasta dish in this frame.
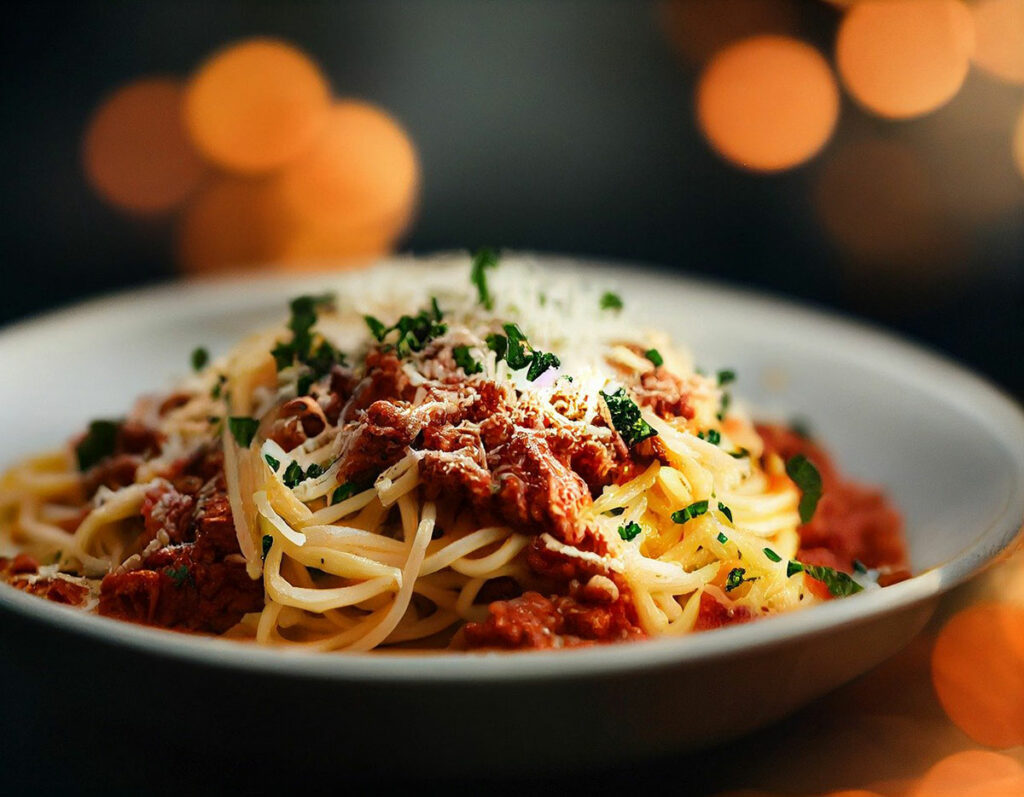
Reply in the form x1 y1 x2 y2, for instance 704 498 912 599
0 253 908 651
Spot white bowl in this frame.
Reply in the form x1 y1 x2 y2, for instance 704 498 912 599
1 255 1021 775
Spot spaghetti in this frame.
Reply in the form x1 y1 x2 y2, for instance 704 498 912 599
0 254 908 650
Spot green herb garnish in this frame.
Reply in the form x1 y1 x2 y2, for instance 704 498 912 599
282 461 305 488
165 565 189 588
725 567 756 592
470 248 499 309
716 531 729 544
364 315 388 341
786 560 863 597
191 347 209 372
264 454 280 471
717 369 736 386
618 521 642 542
698 429 722 445
331 482 360 505
853 559 868 574
645 348 663 367
672 500 710 524
75 419 120 471
729 448 750 459
228 417 259 448
717 502 733 523
763 548 782 563
364 302 447 357
785 454 823 524
453 345 483 375
525 351 560 381
261 534 273 560
717 391 731 421
600 388 658 447
600 291 623 311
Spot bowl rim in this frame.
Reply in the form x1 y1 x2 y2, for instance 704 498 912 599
1 253 1022 683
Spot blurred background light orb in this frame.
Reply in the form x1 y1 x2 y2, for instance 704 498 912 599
970 0 1024 85
836 0 975 119
696 34 839 172
273 100 419 240
82 77 206 214
659 0 800 65
184 38 331 174
1014 104 1024 180
930 603 1024 749
909 749 1024 797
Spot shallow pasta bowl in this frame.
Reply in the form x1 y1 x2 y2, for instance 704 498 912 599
0 255 1022 776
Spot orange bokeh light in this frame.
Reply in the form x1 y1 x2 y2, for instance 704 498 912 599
930 604 1024 748
836 0 975 119
909 750 1024 797
970 0 1024 85
82 77 206 214
697 35 839 172
177 175 289 273
273 100 419 238
1014 105 1024 181
184 38 331 174
659 0 800 65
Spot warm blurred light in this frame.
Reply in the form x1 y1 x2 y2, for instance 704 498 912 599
82 77 206 214
273 100 419 240
184 38 331 174
814 137 959 278
836 0 975 119
177 175 288 273
697 35 839 172
1014 105 1024 180
931 604 1024 748
270 218 394 271
659 0 799 65
909 750 1024 797
970 0 1024 85
822 792 883 797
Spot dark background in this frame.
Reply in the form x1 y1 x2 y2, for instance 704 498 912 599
2 1 1022 395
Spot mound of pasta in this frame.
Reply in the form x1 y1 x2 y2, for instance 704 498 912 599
0 254 908 651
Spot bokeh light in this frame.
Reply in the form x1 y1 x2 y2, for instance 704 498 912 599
273 100 419 243
931 604 1024 748
82 77 206 214
1014 104 1024 180
836 0 975 119
184 38 331 174
697 35 839 172
909 749 1024 796
177 175 288 273
814 137 960 281
970 0 1024 85
659 0 800 65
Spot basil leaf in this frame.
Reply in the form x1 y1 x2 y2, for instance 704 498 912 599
786 454 823 524
228 417 259 448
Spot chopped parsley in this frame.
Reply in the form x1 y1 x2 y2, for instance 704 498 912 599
228 416 259 448
605 507 626 517
600 291 623 311
488 323 560 381
264 454 281 471
600 388 658 447
725 567 756 592
717 369 736 386
785 454 823 524
282 461 306 488
191 346 209 372
786 560 863 597
717 502 733 523
305 463 325 480
272 294 344 393
671 500 710 524
716 531 729 544
470 248 499 309
763 548 782 563
644 348 663 368
165 565 190 588
729 447 750 459
261 534 273 560
717 391 731 421
364 301 448 357
453 344 483 375
618 521 642 542
211 374 226 399
853 559 868 574
697 429 721 445
331 482 361 504
75 419 120 471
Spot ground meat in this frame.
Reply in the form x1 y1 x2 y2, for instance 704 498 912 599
82 453 142 496
100 545 262 633
756 424 907 574
98 449 264 633
0 555 89 607
629 368 696 421
463 589 643 649
694 592 755 631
